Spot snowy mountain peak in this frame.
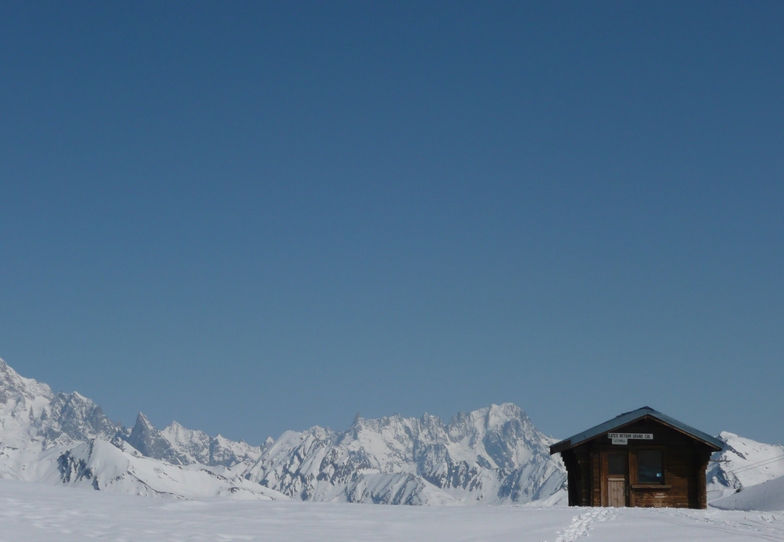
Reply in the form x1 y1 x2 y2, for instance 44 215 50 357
458 402 528 430
133 412 153 430
0 357 53 406
0 359 123 453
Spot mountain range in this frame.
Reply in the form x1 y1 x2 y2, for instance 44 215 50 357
1 357 781 506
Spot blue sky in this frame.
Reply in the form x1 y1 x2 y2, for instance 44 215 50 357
1 1 782 445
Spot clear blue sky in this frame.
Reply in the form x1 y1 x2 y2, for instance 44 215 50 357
1 1 782 446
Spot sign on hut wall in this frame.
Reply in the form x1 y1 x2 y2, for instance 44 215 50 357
608 433 653 445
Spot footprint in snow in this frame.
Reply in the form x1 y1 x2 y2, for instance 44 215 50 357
546 508 611 542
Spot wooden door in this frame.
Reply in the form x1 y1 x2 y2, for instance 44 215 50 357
605 451 627 507
607 477 625 507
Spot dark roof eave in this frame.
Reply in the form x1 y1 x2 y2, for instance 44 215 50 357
550 439 572 454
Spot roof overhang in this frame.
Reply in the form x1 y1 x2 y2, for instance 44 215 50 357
549 407 723 455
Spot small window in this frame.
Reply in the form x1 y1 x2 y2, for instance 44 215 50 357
608 453 626 475
637 450 663 484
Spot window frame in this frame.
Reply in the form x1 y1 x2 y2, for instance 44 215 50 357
634 447 665 485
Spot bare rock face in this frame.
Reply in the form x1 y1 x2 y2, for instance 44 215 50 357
126 412 188 466
42 392 119 447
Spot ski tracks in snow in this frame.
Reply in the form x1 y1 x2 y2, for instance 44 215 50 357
547 508 612 542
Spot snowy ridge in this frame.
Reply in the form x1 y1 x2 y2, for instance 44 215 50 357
161 420 264 467
54 439 282 499
124 412 264 468
0 357 568 504
244 404 567 505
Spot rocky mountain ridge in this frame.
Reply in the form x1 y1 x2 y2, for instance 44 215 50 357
242 404 566 504
0 357 567 503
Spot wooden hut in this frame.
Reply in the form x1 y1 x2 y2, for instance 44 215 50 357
550 407 722 509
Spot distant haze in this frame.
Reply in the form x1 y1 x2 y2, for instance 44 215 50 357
0 2 782 445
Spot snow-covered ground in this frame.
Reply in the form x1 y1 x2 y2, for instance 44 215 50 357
1 479 783 542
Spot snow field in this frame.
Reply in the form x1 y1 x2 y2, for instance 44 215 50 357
2 479 783 542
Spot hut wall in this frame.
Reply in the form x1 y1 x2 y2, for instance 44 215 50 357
567 418 714 509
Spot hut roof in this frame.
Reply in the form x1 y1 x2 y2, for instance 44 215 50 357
550 406 723 454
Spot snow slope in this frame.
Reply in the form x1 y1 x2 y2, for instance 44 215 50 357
2 478 783 542
0 435 284 500
708 431 784 501
712 475 784 512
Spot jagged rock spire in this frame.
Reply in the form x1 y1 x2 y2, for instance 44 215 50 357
126 412 186 465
